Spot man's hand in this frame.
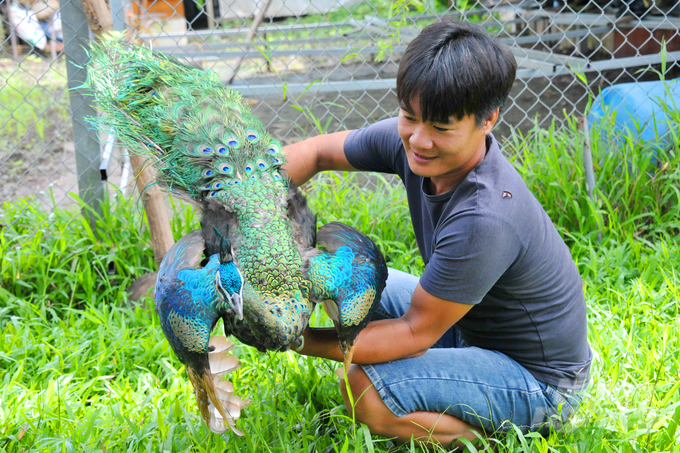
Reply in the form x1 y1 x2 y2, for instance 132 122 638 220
292 284 472 364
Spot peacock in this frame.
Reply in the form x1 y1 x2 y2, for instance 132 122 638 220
84 36 388 436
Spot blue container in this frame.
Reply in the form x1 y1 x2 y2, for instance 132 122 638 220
588 78 680 147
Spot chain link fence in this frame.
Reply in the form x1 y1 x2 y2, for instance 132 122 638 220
1 0 679 218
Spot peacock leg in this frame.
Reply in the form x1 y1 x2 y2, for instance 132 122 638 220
342 340 357 379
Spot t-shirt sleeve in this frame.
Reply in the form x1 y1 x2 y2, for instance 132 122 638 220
343 117 403 175
419 214 523 305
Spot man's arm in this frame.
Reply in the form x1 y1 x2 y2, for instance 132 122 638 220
297 283 473 363
282 130 355 186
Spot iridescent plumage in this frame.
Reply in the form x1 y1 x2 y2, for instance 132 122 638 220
84 36 388 436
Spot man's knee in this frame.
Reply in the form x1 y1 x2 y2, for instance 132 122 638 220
339 365 395 433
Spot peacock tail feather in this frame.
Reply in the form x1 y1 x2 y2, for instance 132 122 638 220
84 36 312 350
85 36 389 437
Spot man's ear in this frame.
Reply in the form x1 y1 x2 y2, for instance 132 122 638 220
481 107 500 134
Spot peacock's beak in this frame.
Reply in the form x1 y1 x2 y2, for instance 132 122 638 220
231 293 244 321
215 271 244 321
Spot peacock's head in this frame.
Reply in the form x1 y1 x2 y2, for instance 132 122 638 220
216 261 244 320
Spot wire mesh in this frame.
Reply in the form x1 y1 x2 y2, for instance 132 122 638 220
1 0 678 215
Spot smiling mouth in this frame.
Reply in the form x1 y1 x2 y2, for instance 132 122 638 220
412 151 437 162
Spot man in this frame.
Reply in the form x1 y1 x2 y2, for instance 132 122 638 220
282 20 591 448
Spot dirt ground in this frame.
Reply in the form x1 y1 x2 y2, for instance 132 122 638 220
1 55 677 211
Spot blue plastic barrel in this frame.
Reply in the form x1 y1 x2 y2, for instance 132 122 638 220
587 78 680 147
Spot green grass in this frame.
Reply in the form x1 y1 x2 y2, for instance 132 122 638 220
1 113 680 451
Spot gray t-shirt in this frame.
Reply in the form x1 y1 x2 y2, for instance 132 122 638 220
344 118 591 389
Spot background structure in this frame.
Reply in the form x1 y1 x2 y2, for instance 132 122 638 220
1 0 679 216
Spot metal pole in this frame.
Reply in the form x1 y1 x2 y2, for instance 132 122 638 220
110 0 126 31
578 116 596 200
62 0 104 224
206 0 216 30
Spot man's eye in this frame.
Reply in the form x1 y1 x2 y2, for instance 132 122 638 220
434 126 450 132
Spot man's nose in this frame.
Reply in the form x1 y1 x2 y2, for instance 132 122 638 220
410 124 433 150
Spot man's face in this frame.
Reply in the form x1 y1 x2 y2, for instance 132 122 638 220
397 98 495 194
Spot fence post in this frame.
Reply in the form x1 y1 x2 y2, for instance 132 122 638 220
110 0 126 31
61 0 104 224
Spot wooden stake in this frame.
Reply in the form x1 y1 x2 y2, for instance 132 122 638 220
80 0 175 263
129 154 175 263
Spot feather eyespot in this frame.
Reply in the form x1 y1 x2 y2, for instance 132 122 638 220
273 173 281 180
245 165 253 173
225 134 241 148
266 141 281 154
250 175 257 179
218 163 232 174
201 147 213 155
245 127 260 143
202 169 214 177
217 145 228 154
272 157 281 165
256 159 267 170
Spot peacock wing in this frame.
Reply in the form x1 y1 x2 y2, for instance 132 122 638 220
155 229 205 293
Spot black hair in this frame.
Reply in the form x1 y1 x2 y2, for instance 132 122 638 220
396 20 517 128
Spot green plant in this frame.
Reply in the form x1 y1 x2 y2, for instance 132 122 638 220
1 108 680 451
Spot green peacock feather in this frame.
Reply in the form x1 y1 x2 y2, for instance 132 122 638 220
85 36 312 350
84 35 388 436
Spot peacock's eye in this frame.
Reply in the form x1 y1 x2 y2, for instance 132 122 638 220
258 162 266 169
203 169 213 177
272 157 281 164
247 134 256 140
273 173 281 180
266 141 281 154
202 147 212 154
217 147 228 154
220 164 231 173
245 165 253 172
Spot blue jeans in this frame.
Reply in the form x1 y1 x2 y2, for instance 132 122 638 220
360 268 586 435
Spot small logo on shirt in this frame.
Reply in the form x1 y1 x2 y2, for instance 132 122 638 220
502 191 513 198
